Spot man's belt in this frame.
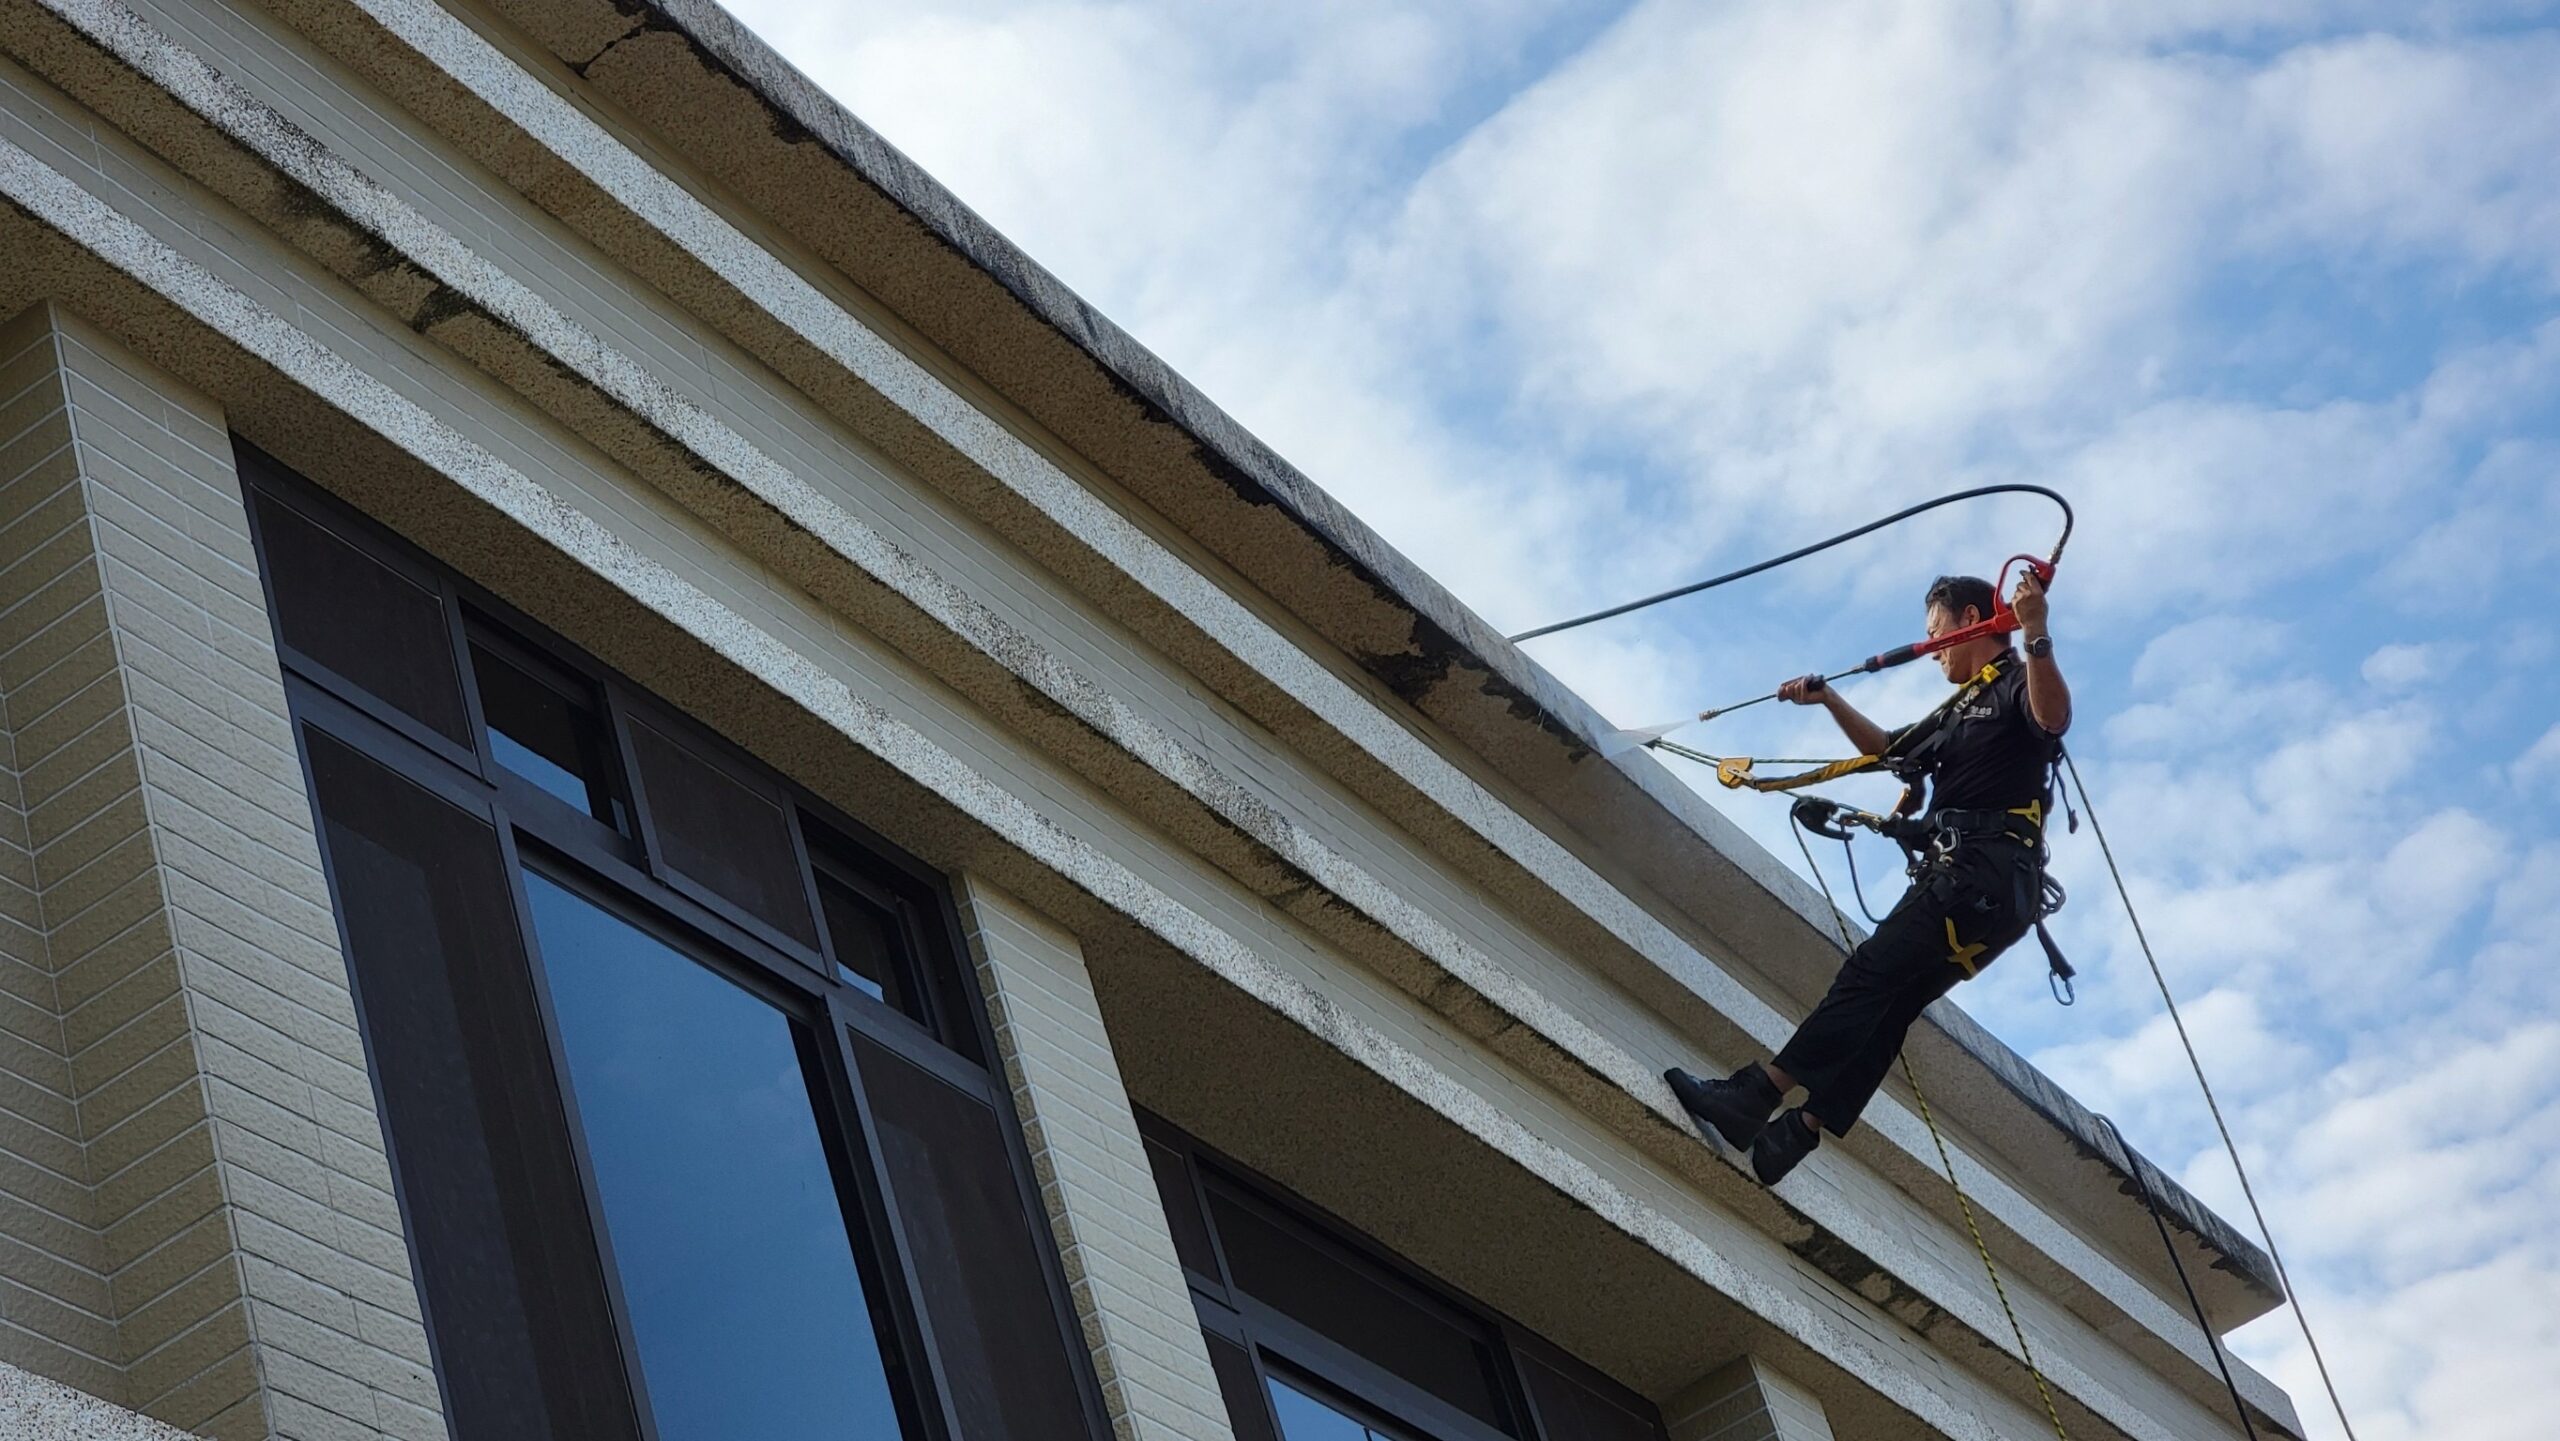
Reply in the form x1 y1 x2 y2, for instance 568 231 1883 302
1927 803 2045 843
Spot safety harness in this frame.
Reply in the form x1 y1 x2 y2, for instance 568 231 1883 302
1665 654 2086 1001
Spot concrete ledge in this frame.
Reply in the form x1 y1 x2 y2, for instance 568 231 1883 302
0 1360 192 1440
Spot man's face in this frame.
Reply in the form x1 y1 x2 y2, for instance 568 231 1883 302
1925 602 1976 680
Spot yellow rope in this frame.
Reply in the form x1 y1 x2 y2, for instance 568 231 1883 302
1902 1052 2072 1441
1788 821 2070 1441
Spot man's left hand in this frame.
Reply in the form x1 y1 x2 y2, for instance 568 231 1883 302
2012 569 2050 636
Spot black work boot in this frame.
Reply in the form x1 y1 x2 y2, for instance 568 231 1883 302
1665 1064 1781 1150
1751 1107 1823 1185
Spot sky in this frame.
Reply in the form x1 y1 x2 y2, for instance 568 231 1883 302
717 3 2560 1436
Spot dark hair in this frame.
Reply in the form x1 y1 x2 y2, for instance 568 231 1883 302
1924 574 1997 625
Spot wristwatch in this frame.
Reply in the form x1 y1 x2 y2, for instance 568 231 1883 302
2025 634 2054 659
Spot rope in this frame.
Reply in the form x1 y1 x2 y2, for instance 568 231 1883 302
1900 1054 2073 1441
1837 830 1886 924
1788 820 2072 1441
2061 754 2361 1441
2093 1114 2261 1439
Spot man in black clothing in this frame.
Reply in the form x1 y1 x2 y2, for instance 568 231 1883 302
1666 570 2073 1184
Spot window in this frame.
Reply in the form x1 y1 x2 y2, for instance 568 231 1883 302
248 485 469 749
850 1029 1090 1434
1268 1372 1425 1441
243 445 1105 1441
625 709 821 952
809 827 983 1063
519 869 911 1441
1203 1184 1513 1431
301 728 640 1441
468 625 622 827
1143 1116 1664 1441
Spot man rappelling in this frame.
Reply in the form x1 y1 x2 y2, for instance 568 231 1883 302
1665 569 2071 1184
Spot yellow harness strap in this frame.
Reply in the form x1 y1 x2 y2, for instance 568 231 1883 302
1714 658 2010 793
1716 753 1882 792
1944 919 1988 977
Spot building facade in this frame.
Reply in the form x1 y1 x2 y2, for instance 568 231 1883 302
0 2 2305 1439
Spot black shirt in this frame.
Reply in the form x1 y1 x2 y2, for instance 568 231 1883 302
1896 653 2061 816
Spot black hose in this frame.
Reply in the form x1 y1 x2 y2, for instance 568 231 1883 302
1508 483 2075 644
2093 1114 2262 1440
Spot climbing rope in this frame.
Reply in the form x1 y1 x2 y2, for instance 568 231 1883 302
2062 755 2361 1441
1790 819 2073 1441
2093 1113 2262 1440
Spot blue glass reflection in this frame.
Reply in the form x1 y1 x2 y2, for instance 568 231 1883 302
491 730 591 812
1268 1375 1392 1441
522 871 905 1440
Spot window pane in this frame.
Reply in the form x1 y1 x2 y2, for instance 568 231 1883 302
806 827 983 1066
627 714 818 947
851 1029 1093 1440
1203 1331 1282 1441
521 871 908 1441
303 730 640 1441
1144 1137 1221 1283
1516 1354 1662 1441
252 490 468 742
470 639 615 823
815 874 906 1009
1207 1188 1512 1433
1267 1376 1391 1441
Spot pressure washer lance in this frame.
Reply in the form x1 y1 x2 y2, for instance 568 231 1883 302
1598 551 2058 757
1511 483 2070 757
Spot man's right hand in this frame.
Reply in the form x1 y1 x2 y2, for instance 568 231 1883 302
1778 674 1829 705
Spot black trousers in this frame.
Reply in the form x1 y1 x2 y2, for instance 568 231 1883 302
1775 841 2036 1136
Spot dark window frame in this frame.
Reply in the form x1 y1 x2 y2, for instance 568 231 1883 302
1141 1112 1666 1441
507 840 942 1441
241 442 1108 1441
614 699 830 964
463 616 629 829
247 473 484 775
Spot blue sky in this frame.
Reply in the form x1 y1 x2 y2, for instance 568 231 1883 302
725 3 2560 1436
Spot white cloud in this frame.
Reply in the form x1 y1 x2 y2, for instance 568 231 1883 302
2360 642 2452 690
2247 32 2560 285
2510 723 2560 793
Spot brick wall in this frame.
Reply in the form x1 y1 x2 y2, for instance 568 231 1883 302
959 874 1238 1441
0 301 442 1440
1664 1357 1837 1441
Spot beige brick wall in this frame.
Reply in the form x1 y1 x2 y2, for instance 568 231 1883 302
0 301 442 1441
958 874 1238 1441
1664 1356 1837 1441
